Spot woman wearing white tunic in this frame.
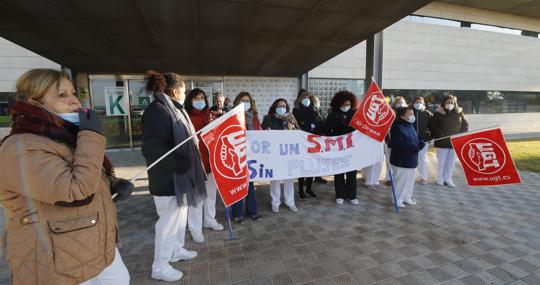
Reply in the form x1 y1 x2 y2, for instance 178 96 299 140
411 96 433 185
389 107 425 208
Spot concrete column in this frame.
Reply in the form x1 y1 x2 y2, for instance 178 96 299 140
299 72 309 91
365 31 383 92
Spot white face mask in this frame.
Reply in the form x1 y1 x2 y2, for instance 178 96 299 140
192 100 206 110
414 103 424 111
407 115 416 124
445 103 455 111
301 98 311 107
276 107 287 116
340 105 351 113
59 112 79 125
243 101 251 112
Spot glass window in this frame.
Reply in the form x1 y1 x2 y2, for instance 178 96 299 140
0 92 15 127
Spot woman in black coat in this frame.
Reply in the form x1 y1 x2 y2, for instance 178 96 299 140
428 95 468 188
141 71 205 282
325 91 359 205
292 91 324 199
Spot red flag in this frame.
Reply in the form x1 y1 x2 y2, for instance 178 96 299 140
350 80 395 142
450 128 521 186
201 104 249 207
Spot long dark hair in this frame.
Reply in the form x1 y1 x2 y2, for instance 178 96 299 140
330 90 357 112
144 70 185 97
184 88 209 113
268 98 290 115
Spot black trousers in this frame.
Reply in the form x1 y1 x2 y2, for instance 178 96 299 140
334 170 357 199
298 177 314 192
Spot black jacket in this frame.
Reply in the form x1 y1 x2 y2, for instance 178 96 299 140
141 100 191 196
261 113 298 130
390 119 425 168
413 108 433 142
292 105 325 134
325 109 356 136
428 106 469 149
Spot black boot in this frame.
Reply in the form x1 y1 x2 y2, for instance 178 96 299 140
306 188 318 198
314 177 328 184
298 178 307 199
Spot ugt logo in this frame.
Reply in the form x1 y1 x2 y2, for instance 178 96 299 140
213 125 248 179
461 138 506 174
362 91 393 126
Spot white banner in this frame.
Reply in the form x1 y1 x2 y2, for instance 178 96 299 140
246 130 384 181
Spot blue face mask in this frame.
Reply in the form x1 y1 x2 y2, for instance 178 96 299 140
340 105 351 113
407 115 416 124
276 107 287 116
301 98 311 107
192 100 206 110
243 102 251 112
59 112 79 125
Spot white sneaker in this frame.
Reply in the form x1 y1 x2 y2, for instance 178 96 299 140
350 199 359 205
436 181 444 186
336 198 344 205
288 205 298 212
191 231 205 243
404 200 417 205
396 202 405 208
170 248 197 263
204 220 224 231
152 265 183 282
445 180 456 188
271 204 279 213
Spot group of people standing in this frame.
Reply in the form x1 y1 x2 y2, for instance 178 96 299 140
0 68 469 284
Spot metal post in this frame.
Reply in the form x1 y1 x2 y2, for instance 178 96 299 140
365 31 384 92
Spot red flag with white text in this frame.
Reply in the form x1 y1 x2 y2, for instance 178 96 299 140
350 80 395 142
201 104 249 207
450 128 521 186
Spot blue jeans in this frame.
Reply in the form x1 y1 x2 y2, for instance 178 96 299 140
231 182 258 218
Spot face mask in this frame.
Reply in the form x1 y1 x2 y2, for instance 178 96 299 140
276 107 286 116
340 106 351 113
59 112 79 125
192 100 206 110
445 103 455 111
407 115 416 124
243 102 251 112
301 98 311 107
414 103 424 111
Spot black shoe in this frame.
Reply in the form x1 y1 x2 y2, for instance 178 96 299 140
299 191 307 200
249 214 261 221
315 177 328 184
306 189 318 198
233 217 244 224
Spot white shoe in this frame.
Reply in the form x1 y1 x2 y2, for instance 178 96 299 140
436 181 444 186
191 231 205 243
445 180 456 188
271 205 279 213
404 200 417 205
396 202 405 208
336 198 344 205
152 265 183 282
204 220 224 231
288 205 298 212
170 248 197 263
350 199 359 205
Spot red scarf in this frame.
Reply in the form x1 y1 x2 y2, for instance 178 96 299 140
2 101 113 176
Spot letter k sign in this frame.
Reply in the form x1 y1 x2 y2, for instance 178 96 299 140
109 95 125 115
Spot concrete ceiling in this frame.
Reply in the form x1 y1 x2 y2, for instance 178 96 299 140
440 0 540 20
0 0 433 76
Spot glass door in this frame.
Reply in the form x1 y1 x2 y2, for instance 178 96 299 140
90 78 132 149
128 79 152 147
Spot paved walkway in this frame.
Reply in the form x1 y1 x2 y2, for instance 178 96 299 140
1 151 540 285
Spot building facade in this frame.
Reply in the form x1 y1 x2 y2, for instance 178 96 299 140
1 2 539 147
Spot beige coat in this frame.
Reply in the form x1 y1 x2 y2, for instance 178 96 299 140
0 131 118 285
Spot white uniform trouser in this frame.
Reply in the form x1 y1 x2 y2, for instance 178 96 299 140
152 196 188 272
270 179 295 208
390 165 416 204
417 143 429 180
79 248 130 285
363 162 383 185
188 173 219 233
435 148 457 183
